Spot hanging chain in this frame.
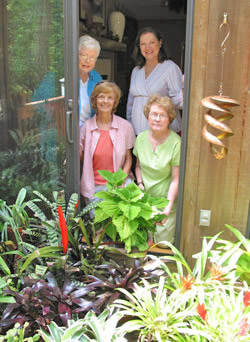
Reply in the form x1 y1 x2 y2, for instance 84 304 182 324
219 13 230 96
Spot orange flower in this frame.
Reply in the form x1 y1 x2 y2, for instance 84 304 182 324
239 317 250 336
58 205 69 254
209 263 224 281
197 303 207 323
180 274 194 292
243 291 250 308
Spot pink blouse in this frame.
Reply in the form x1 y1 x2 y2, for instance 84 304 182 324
80 114 136 198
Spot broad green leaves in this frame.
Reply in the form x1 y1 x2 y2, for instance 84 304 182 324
94 170 168 253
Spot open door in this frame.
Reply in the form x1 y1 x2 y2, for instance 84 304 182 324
0 0 80 203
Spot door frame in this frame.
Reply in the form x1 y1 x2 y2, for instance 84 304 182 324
64 0 80 200
63 0 195 246
174 0 195 248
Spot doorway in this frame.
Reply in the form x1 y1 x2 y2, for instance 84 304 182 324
78 0 194 248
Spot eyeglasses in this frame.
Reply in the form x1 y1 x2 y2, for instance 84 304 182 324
149 112 169 120
79 53 97 63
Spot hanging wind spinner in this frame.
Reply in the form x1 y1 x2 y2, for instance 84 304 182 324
201 13 240 160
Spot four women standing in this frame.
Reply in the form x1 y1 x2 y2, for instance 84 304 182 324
79 28 182 246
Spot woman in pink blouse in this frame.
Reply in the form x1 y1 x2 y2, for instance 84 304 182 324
80 81 136 203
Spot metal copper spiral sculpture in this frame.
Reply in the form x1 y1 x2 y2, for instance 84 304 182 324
201 13 240 160
201 95 240 160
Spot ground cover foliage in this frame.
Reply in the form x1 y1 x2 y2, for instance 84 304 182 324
0 171 249 341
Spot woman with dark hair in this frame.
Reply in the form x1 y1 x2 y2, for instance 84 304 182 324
80 81 135 203
126 27 183 135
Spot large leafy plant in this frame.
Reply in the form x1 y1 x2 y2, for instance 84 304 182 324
94 169 168 252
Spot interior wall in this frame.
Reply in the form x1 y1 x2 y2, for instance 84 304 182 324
181 0 250 264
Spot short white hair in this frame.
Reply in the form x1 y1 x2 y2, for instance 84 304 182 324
79 35 101 56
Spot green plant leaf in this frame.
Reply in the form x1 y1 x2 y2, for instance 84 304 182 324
19 246 63 274
47 321 64 341
94 207 110 223
97 198 120 216
105 222 117 241
62 320 86 340
138 203 154 220
114 216 138 240
98 169 127 187
0 296 16 303
118 201 141 220
225 224 250 252
66 192 78 220
0 255 11 275
15 187 27 206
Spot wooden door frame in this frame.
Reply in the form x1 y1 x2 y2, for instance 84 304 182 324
175 0 194 248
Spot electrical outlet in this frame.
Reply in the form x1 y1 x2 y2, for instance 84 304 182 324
199 210 211 226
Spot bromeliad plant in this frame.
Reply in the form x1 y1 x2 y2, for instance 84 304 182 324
195 285 250 342
112 225 250 342
215 224 250 285
94 169 168 252
38 309 127 342
0 271 95 332
114 276 211 342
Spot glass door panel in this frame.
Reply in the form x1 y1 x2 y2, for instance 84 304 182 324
0 0 66 203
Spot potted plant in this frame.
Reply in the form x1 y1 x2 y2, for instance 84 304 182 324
93 169 168 253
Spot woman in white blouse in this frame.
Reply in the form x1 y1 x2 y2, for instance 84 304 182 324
126 27 183 135
79 35 102 127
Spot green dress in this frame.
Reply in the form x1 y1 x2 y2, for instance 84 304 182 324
133 129 181 245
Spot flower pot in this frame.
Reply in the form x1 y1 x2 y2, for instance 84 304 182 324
109 11 125 42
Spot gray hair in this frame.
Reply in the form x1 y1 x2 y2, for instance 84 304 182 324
79 35 101 56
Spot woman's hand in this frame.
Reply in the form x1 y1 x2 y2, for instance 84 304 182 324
159 204 171 225
138 182 144 190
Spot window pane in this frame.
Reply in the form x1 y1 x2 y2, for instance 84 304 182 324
0 0 65 203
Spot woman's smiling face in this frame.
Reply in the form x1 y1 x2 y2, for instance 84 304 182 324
96 91 115 114
139 32 162 63
79 48 98 75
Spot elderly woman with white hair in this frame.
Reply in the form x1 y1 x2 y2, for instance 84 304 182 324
79 35 102 127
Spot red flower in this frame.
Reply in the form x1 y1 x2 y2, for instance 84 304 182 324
243 291 250 308
180 274 194 292
209 263 224 281
197 303 207 323
58 205 68 254
74 200 79 211
239 317 250 336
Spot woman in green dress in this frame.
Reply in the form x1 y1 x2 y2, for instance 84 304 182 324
133 94 181 247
